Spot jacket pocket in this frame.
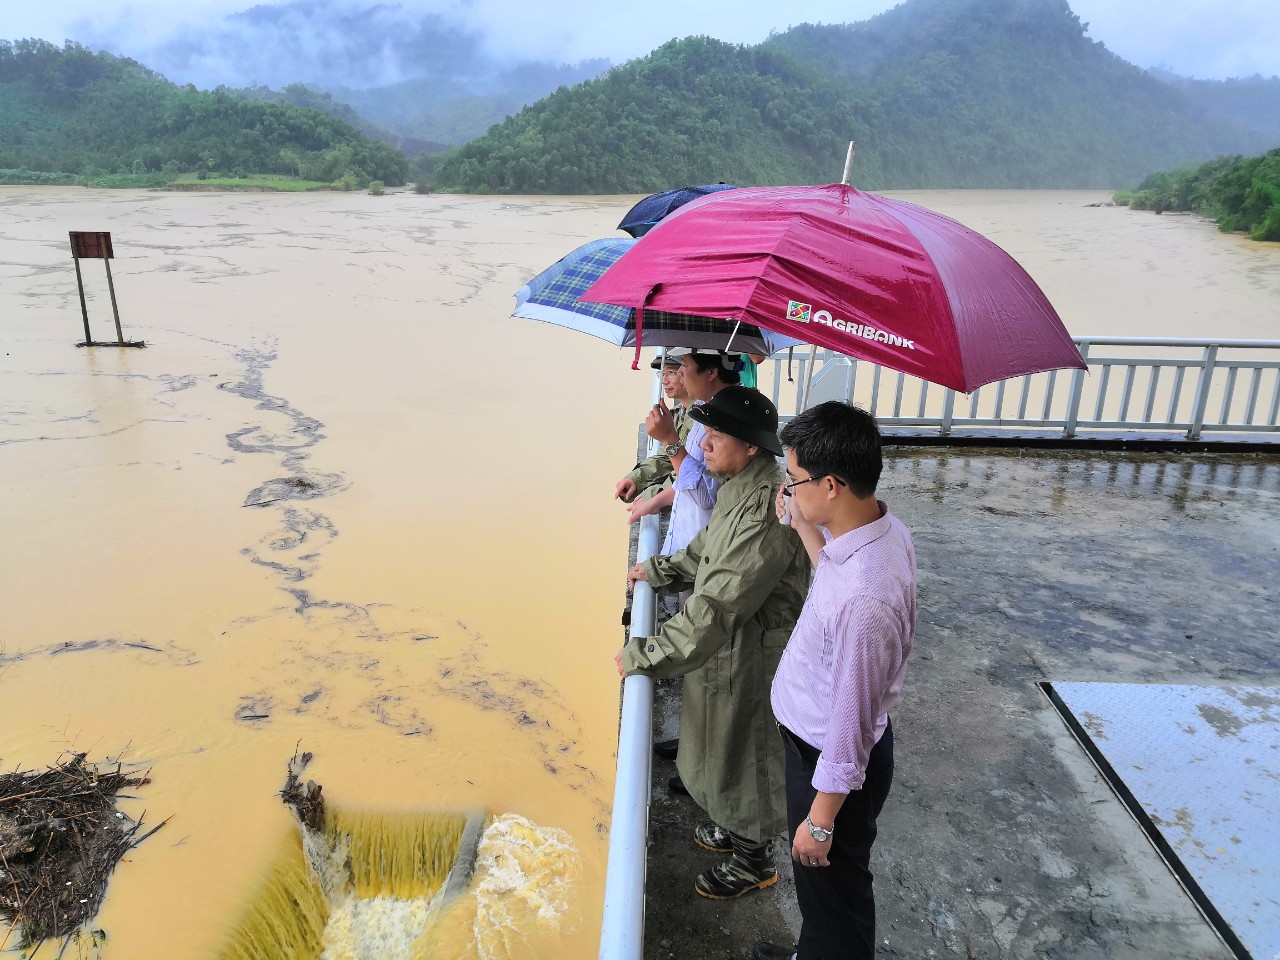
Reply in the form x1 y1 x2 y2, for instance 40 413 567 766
761 626 790 673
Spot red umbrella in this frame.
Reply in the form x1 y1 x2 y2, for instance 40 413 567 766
583 182 1085 393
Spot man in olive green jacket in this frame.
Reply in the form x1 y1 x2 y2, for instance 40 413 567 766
619 386 811 900
614 350 691 503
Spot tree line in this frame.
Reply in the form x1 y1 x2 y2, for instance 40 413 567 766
1115 150 1280 242
0 39 408 188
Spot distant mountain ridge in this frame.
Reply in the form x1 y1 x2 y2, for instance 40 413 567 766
327 59 611 147
0 39 409 186
73 0 611 150
434 0 1272 193
1148 69 1280 144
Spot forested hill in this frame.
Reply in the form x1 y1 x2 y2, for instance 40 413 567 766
0 40 409 186
434 0 1267 194
435 38 865 193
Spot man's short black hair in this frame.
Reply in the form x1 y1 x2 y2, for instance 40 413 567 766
687 350 741 385
778 401 881 498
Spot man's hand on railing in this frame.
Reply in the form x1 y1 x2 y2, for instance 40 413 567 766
614 647 628 677
627 486 673 524
627 563 648 592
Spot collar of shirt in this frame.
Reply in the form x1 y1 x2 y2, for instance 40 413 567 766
715 453 781 511
820 499 891 565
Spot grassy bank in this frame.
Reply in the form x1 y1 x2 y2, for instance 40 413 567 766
167 174 331 192
0 170 355 192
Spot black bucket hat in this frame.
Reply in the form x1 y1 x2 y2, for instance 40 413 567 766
688 386 782 456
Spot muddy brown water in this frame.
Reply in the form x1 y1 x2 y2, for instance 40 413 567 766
0 187 1277 959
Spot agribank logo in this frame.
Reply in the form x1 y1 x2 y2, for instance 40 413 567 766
784 301 915 350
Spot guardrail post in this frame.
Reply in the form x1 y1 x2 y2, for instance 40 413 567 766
940 390 955 437
1063 342 1090 438
1187 344 1219 440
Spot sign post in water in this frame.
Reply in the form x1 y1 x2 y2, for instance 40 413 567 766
69 231 145 348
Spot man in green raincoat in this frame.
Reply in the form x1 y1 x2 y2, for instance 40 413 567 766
617 386 811 900
614 350 692 504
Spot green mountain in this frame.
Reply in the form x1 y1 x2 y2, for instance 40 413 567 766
0 39 409 186
435 37 870 193
434 0 1267 193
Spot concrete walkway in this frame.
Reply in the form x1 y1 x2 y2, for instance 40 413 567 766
636 447 1278 960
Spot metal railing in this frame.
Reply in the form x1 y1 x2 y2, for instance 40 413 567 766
599 390 663 960
769 338 1280 441
599 513 658 960
598 336 1280 959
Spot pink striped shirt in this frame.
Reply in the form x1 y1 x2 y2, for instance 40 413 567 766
771 501 917 794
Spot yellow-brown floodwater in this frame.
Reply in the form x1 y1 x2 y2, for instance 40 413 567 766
1 188 1277 959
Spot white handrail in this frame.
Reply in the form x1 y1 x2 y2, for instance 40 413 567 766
599 373 664 960
769 338 1280 441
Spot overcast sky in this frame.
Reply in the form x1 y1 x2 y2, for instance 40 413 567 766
6 0 1278 85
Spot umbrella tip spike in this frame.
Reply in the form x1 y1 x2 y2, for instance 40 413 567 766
841 141 856 186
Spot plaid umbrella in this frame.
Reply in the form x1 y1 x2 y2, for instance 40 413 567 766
513 238 798 360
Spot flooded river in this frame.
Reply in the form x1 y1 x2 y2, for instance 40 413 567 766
0 187 1277 959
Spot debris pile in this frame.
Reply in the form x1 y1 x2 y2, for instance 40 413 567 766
279 748 324 832
0 753 165 951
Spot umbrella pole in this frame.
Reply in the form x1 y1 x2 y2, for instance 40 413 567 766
724 320 742 354
841 141 856 186
799 345 818 410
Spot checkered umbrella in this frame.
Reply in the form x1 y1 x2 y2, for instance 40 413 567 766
513 237 799 357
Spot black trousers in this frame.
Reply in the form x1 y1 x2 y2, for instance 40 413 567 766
781 719 894 960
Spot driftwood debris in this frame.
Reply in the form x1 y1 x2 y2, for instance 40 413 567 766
0 753 166 951
279 747 324 832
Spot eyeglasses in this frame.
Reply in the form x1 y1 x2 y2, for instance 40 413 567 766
782 474 847 497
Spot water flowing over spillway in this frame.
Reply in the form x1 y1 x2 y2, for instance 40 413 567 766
221 807 580 960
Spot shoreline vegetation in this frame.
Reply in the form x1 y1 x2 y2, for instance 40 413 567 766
1114 149 1280 242
0 169 377 192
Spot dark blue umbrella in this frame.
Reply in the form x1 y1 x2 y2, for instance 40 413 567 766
618 183 738 238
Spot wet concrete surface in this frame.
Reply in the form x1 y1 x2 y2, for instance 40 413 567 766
631 447 1279 960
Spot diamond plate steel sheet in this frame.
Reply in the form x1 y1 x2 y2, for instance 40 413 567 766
1052 682 1280 960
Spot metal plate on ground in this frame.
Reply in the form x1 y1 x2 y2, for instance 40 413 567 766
1049 682 1280 960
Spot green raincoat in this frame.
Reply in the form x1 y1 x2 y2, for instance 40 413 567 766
621 405 690 501
622 452 811 841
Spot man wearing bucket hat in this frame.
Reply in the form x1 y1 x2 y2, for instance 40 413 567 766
617 386 811 900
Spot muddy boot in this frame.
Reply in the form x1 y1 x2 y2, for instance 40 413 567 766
693 831 777 899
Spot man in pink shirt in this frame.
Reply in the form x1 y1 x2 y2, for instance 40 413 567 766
759 402 917 960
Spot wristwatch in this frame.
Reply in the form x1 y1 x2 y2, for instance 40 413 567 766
805 815 834 843
664 441 684 457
